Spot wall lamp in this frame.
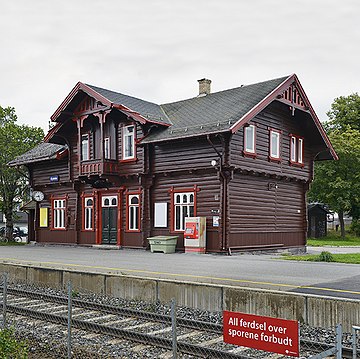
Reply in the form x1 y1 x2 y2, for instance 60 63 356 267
268 182 278 190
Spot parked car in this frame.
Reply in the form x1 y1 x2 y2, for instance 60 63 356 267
18 226 28 236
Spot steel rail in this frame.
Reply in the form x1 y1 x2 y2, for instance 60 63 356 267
1 286 222 332
6 304 249 359
1 286 358 358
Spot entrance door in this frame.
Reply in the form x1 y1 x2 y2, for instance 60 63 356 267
101 196 118 244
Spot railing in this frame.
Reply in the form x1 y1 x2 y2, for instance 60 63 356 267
80 159 120 176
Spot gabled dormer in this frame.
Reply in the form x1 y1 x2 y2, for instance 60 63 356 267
45 82 171 185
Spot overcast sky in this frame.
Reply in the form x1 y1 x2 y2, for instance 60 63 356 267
0 0 359 132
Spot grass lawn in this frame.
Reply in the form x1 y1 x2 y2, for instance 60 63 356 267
307 232 360 247
281 252 360 264
0 241 26 246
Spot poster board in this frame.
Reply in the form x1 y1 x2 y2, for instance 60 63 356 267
39 207 48 227
154 203 167 228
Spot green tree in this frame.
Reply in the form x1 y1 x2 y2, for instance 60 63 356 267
0 106 44 241
309 127 360 237
325 93 360 132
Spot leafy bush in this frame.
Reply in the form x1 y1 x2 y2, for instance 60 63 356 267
317 251 334 262
0 328 28 359
350 220 360 236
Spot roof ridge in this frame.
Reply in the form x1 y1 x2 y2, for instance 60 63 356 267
86 83 161 107
160 75 290 107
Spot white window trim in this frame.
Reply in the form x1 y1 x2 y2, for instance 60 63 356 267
81 134 89 161
128 194 140 231
290 136 297 162
53 199 66 229
102 196 118 207
174 192 195 231
290 135 304 164
104 137 110 160
84 197 94 230
244 125 256 153
122 125 136 160
270 130 281 159
298 138 303 164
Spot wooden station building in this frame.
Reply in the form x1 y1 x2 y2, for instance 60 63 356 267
10 74 337 253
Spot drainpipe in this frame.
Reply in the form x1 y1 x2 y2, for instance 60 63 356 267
207 134 227 251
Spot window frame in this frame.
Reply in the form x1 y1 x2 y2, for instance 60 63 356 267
104 137 110 160
170 188 197 233
81 133 90 161
289 134 304 166
51 197 67 230
122 124 136 161
82 196 94 231
243 124 257 157
269 128 281 162
126 192 141 232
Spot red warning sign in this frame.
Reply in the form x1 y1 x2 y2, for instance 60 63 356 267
223 311 299 357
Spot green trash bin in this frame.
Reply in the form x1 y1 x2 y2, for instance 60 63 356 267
147 236 178 254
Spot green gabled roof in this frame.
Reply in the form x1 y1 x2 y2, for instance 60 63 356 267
86 84 171 126
141 76 289 143
87 76 289 143
8 143 68 166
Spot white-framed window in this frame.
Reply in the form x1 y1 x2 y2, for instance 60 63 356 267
290 135 304 164
122 125 135 160
298 138 303 164
53 199 66 229
244 124 256 154
81 134 89 161
84 197 94 230
102 196 118 207
269 129 281 160
128 194 140 231
174 192 195 231
104 137 110 159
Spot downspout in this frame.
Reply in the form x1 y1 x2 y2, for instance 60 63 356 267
207 134 227 252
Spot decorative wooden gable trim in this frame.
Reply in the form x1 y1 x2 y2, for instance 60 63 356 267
51 82 112 122
276 83 307 114
50 82 171 127
230 74 338 160
74 96 107 115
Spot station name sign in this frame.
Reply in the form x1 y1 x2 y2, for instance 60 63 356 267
223 311 299 357
49 175 59 183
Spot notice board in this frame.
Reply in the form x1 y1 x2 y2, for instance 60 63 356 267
39 208 48 227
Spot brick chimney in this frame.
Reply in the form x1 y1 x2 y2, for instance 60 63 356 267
197 78 211 96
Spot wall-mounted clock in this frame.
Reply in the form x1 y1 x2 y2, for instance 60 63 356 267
33 191 45 202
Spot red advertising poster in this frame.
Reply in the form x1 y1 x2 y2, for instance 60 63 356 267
223 311 299 357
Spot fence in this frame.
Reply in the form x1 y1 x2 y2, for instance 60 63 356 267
0 273 359 358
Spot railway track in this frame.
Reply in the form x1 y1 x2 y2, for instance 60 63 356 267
0 286 357 358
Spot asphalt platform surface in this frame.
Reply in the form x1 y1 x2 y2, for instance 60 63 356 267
0 245 359 300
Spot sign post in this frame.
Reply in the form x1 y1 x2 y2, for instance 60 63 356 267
223 311 299 357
